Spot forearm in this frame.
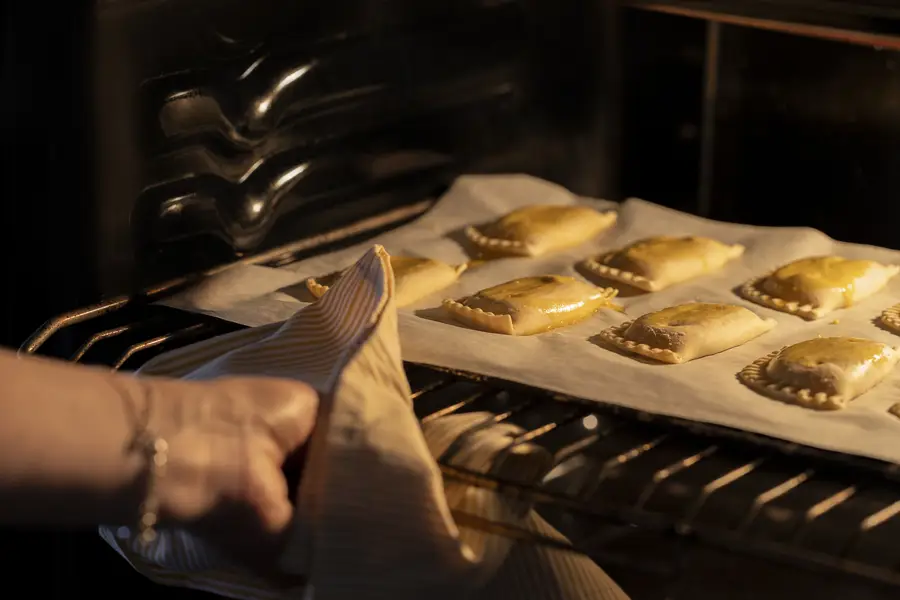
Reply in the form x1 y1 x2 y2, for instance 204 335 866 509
0 348 155 528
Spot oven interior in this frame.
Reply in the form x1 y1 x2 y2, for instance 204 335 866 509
3 1 900 598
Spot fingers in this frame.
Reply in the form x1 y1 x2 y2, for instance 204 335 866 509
215 377 319 455
166 376 318 577
246 446 295 537
263 380 319 455
196 442 298 572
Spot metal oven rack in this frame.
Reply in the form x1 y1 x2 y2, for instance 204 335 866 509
20 225 900 599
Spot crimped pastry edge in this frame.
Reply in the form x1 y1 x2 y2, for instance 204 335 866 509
441 298 517 335
597 321 684 364
737 276 825 321
737 348 848 410
464 209 617 258
305 277 331 299
306 261 469 303
581 254 658 292
880 303 900 335
463 226 534 257
441 284 618 336
740 263 900 321
582 243 744 293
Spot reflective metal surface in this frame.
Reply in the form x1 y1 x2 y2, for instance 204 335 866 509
20 299 900 599
7 1 900 598
106 0 618 284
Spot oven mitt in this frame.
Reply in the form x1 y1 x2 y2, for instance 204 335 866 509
99 245 629 600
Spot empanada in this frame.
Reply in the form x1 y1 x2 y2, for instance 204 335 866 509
739 256 899 320
600 302 776 364
583 236 744 292
307 256 466 307
738 337 900 410
879 303 900 335
464 205 617 258
442 275 618 336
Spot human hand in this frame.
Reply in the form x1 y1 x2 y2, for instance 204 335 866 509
144 376 318 574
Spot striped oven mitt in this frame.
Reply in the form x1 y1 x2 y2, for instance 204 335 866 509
100 245 629 600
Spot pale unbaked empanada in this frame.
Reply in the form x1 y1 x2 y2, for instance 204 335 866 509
600 302 776 364
442 275 618 336
739 256 898 320
307 256 466 308
464 205 617 258
583 236 744 292
738 337 900 410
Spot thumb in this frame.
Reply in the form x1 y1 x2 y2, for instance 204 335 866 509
209 453 297 573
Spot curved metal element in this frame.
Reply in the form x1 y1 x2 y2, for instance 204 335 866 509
840 500 900 558
153 159 314 250
681 457 767 526
634 445 719 510
577 435 670 499
151 9 524 150
71 324 135 362
737 469 815 532
158 60 339 146
792 484 860 544
450 509 580 555
435 399 537 465
552 416 620 465
112 324 209 371
510 409 589 447
21 200 431 355
155 65 515 156
440 463 649 530
419 390 491 425
145 148 452 251
409 377 456 401
20 302 900 589
20 298 132 357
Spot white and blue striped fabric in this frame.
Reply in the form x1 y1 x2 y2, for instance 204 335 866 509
100 245 629 600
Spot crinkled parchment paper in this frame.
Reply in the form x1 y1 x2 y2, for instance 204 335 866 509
163 174 900 464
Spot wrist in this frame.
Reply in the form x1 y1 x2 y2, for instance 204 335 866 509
128 376 227 532
0 351 185 529
108 374 180 531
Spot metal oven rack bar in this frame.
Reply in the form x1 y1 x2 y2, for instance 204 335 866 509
20 227 900 598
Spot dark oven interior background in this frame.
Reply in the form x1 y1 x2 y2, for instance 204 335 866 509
4 0 900 353
1 0 900 597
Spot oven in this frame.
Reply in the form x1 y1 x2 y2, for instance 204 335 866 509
4 1 900 598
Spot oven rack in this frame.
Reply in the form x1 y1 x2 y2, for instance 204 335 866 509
19 220 900 597
22 304 900 595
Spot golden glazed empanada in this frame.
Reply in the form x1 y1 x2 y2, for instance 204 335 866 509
442 275 618 336
600 302 776 364
583 236 744 292
739 256 898 320
738 337 900 410
464 205 617 258
307 256 466 308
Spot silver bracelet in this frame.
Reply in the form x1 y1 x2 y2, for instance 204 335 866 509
133 431 169 544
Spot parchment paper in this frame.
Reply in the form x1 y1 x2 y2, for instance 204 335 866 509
163 174 900 465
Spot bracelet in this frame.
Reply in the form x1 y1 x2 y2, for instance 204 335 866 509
117 379 170 545
132 431 169 544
